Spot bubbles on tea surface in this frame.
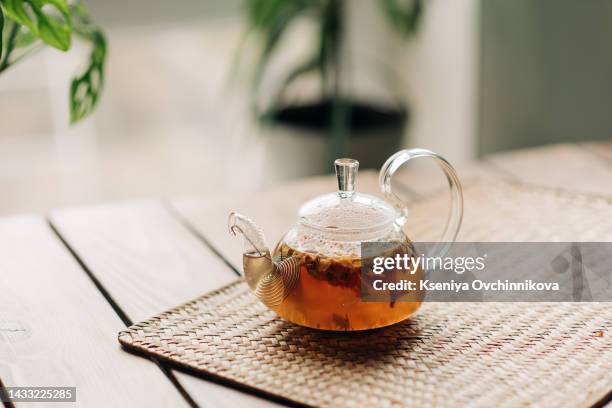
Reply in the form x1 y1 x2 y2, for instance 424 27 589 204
303 208 387 229
292 191 405 257
299 194 395 231
283 227 404 257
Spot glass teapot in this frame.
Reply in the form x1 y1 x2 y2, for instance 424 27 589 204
228 149 463 331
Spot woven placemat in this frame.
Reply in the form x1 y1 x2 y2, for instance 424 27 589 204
119 180 612 407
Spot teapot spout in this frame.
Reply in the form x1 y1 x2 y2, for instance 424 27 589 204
228 212 270 258
228 212 300 308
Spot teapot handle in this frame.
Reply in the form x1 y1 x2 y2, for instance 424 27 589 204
379 148 464 258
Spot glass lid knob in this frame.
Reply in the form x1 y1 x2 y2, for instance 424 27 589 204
335 158 359 198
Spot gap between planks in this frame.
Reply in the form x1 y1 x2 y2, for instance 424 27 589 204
163 200 241 278
47 201 284 408
46 219 200 408
0 216 191 407
0 376 16 408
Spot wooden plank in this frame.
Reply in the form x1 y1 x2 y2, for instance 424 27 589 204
485 143 612 196
0 215 187 407
582 140 612 164
49 201 280 408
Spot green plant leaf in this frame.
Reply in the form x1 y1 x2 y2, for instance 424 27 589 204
68 2 106 123
69 29 105 123
263 55 320 118
1 0 71 51
12 21 38 49
0 6 5 57
246 0 286 30
248 0 312 88
382 0 422 38
0 21 42 71
318 0 342 94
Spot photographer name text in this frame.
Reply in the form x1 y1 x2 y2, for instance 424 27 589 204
373 279 560 292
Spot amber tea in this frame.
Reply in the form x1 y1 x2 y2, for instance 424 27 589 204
253 240 425 331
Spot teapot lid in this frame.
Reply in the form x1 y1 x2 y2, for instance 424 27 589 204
297 159 398 240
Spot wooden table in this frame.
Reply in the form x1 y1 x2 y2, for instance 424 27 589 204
2 142 612 407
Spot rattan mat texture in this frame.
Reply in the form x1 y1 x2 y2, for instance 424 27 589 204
119 181 612 408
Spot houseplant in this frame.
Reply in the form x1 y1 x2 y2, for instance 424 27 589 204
0 0 106 123
241 0 422 172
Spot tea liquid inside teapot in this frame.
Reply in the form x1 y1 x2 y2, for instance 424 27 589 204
259 234 424 331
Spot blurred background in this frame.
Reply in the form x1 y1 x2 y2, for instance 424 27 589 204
1 0 612 215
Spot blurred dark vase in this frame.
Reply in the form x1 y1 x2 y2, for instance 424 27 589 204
260 99 407 180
